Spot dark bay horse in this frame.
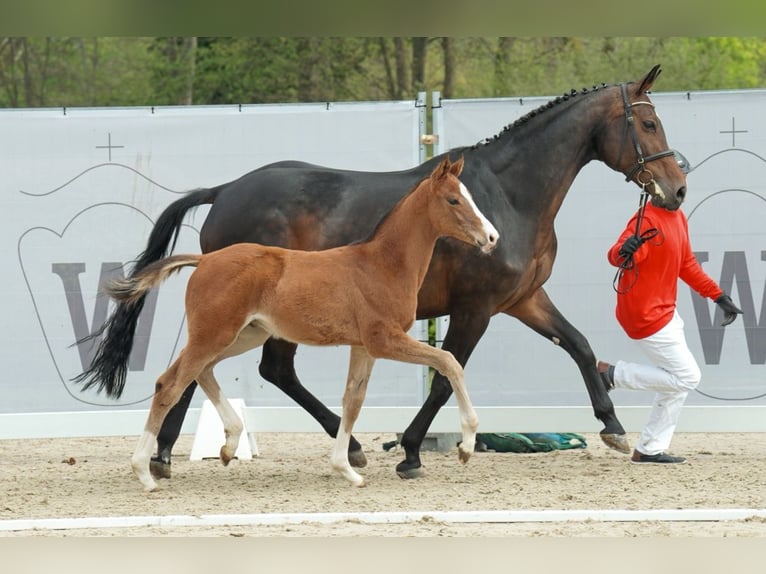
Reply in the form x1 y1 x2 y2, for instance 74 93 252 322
75 64 687 479
102 157 498 490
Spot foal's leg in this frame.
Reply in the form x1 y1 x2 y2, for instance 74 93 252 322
397 309 490 479
259 338 367 468
330 346 376 487
368 328 478 466
196 367 243 465
133 351 207 492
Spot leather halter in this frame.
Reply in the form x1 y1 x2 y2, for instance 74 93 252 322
620 83 675 186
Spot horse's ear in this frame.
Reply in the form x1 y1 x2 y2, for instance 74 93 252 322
450 155 464 177
636 64 662 94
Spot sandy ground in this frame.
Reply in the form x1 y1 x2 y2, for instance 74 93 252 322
1 431 765 537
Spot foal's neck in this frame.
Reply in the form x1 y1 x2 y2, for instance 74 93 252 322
362 183 438 282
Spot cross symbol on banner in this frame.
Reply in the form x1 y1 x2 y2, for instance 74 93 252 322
95 133 125 161
719 117 748 147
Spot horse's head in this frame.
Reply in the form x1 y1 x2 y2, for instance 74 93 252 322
429 156 499 253
601 64 687 211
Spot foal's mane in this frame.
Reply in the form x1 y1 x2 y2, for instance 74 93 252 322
470 82 610 150
354 173 430 245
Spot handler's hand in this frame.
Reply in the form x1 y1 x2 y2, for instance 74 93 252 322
716 294 743 327
618 235 644 258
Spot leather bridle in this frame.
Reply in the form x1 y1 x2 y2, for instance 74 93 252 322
619 82 675 188
612 83 675 294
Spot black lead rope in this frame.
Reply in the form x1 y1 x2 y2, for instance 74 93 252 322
612 190 661 294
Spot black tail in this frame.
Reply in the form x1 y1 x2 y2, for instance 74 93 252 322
72 186 220 398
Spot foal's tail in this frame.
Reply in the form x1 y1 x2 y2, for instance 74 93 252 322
72 186 220 399
73 254 202 397
105 254 202 305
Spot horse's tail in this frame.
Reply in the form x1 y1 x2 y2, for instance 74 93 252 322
72 186 219 398
105 254 203 305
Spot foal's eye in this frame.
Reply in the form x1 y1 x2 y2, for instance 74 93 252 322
448 198 460 205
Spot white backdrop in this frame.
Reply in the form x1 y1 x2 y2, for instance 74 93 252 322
2 88 765 438
2 99 427 419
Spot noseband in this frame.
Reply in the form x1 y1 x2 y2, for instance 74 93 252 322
620 83 675 187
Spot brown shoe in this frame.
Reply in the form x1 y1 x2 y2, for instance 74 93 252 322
630 449 686 464
597 361 615 392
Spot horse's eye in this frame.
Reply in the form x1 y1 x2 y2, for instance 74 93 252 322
642 119 656 131
448 198 460 205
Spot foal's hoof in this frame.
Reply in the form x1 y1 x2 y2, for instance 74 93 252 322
349 448 367 469
220 447 234 466
600 432 631 454
149 458 171 480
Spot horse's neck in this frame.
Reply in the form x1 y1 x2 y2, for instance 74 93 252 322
362 187 437 286
484 97 603 220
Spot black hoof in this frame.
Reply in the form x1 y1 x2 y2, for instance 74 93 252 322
395 462 424 480
150 458 172 480
348 448 367 468
600 432 631 454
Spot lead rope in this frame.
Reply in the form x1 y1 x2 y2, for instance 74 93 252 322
612 189 661 294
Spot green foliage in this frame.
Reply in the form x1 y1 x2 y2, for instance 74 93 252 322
1 37 765 108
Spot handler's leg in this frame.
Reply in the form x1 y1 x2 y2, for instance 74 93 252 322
612 312 701 456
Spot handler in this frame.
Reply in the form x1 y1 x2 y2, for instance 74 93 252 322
597 192 743 464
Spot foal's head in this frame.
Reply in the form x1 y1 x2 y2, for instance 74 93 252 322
427 156 499 253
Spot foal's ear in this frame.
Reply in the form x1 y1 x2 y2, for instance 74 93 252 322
432 156 452 181
636 64 662 95
449 155 464 177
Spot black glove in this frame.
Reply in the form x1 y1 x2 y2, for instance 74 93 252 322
618 235 644 258
716 294 743 327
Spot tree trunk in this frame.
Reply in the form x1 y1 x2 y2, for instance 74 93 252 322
297 37 321 102
412 37 427 92
180 37 196 105
393 37 409 99
493 37 515 96
441 37 455 98
378 38 397 100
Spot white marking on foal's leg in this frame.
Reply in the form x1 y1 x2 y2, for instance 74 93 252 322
197 369 243 465
132 431 159 492
210 396 244 465
437 349 478 464
331 423 365 487
331 346 373 487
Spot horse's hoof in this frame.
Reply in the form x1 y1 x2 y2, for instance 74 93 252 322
395 463 424 480
458 447 472 464
349 448 367 468
600 432 631 454
149 459 171 480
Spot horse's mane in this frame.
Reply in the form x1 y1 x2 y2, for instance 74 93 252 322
471 82 609 149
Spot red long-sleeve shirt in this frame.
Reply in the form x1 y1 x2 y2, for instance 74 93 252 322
608 202 723 339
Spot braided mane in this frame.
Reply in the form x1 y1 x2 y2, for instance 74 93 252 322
471 82 609 149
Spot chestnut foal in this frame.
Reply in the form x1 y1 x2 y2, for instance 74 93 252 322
104 156 498 491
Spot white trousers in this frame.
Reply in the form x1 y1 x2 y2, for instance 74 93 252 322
613 311 701 455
